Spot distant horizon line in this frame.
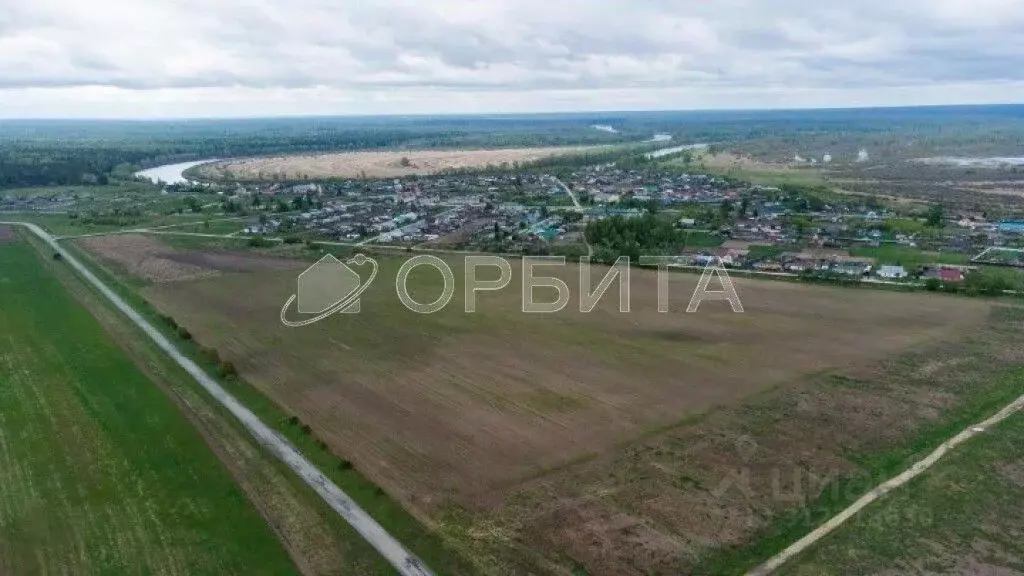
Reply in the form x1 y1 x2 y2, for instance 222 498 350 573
1 102 1023 123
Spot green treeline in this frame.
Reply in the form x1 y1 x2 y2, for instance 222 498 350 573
585 214 722 261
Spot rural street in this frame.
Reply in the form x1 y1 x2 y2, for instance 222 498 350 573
545 175 593 256
547 174 583 210
356 206 462 247
3 221 434 576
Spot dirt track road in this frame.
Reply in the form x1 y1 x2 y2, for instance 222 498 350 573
747 390 1024 575
3 221 434 576
548 174 583 210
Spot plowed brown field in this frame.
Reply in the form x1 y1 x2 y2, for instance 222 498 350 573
121 248 1005 574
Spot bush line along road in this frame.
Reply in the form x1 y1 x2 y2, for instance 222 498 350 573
1 221 433 576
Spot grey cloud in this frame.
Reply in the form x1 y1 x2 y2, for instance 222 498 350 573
0 0 1022 97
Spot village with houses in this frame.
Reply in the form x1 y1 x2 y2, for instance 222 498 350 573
9 149 1024 294
169 162 1024 292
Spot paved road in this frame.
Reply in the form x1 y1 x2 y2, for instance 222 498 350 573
4 221 434 576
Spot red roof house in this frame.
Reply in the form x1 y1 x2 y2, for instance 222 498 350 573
939 268 964 283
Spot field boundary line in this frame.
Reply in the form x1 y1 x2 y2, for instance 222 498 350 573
747 390 1024 575
3 221 434 576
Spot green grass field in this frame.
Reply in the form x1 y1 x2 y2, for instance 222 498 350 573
162 218 249 235
850 244 972 268
0 239 299 575
662 155 827 187
782 409 1024 575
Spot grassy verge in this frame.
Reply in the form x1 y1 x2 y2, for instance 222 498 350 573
0 238 299 575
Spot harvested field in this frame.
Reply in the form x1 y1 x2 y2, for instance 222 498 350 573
78 234 217 283
0 225 16 243
137 253 1004 574
199 146 594 180
77 233 305 283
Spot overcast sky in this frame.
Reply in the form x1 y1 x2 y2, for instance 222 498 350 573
2 0 1023 118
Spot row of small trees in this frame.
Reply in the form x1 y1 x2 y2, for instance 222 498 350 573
157 314 236 379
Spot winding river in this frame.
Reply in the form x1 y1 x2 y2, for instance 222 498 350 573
134 159 217 185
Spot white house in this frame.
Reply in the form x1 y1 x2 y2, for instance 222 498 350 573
877 265 908 279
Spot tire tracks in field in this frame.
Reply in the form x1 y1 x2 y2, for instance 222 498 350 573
3 222 434 576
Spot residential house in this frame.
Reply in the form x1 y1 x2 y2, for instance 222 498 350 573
939 268 965 283
834 262 870 276
831 256 875 276
877 265 908 279
929 264 966 282
694 254 719 266
290 183 322 195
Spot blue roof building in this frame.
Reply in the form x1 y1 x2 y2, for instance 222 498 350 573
998 220 1024 234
